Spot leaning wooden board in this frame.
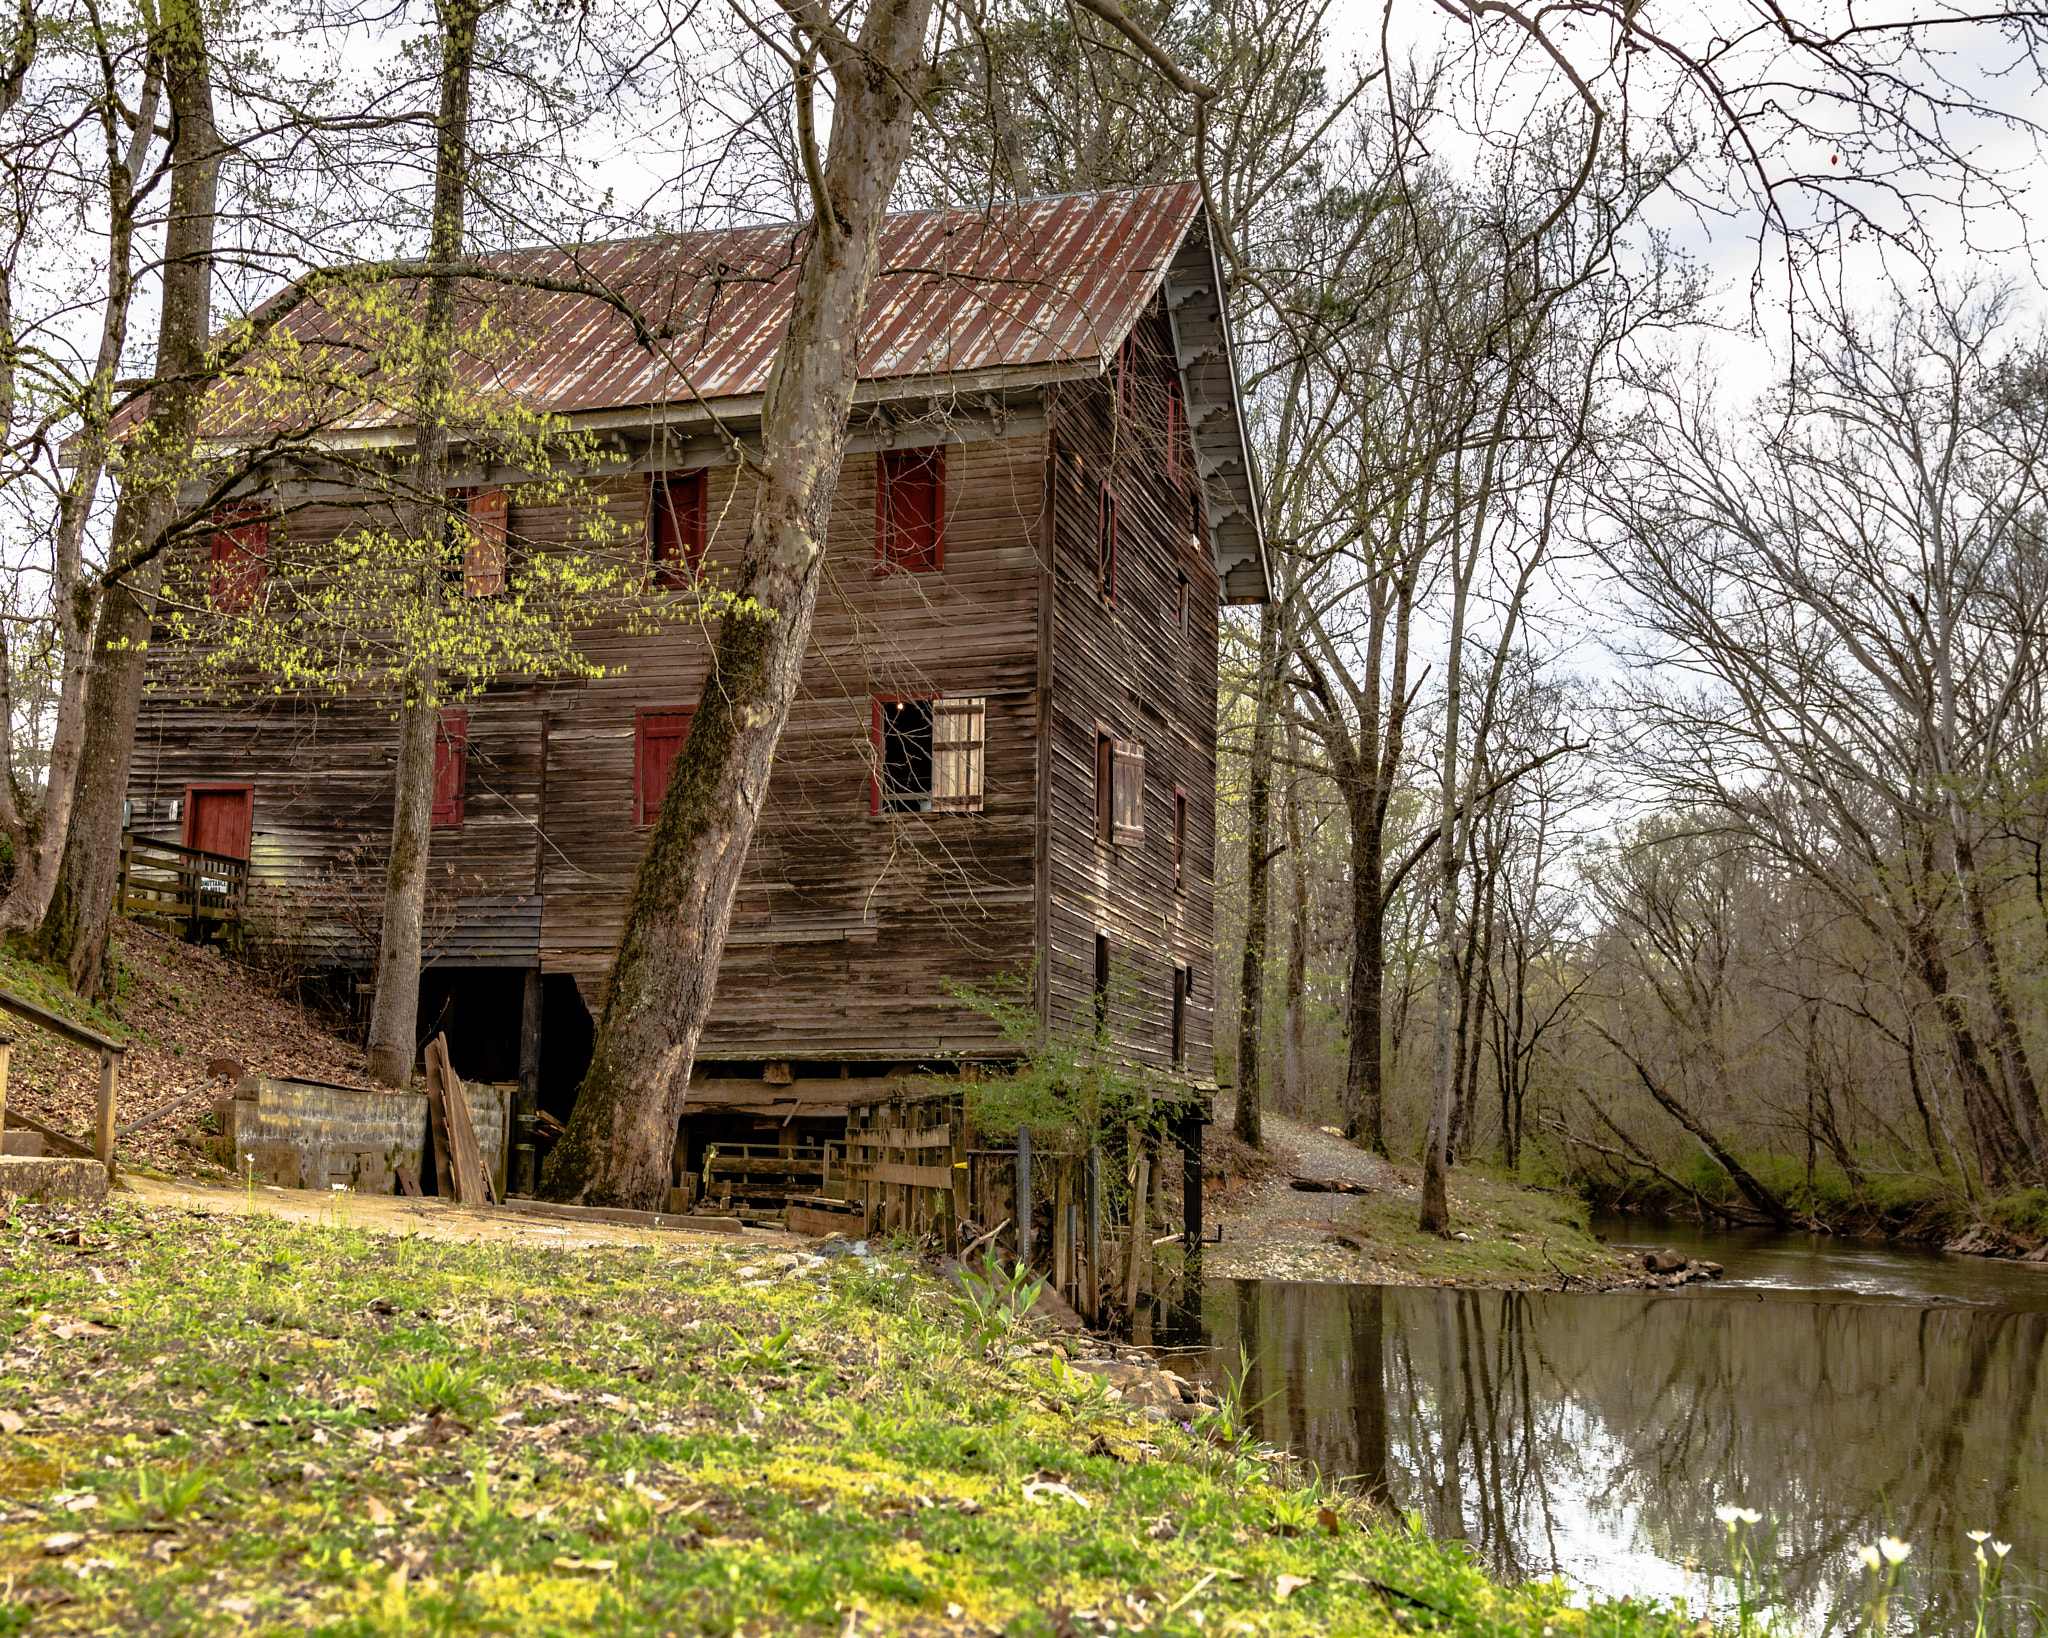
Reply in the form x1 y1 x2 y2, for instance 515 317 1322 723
427 1034 492 1206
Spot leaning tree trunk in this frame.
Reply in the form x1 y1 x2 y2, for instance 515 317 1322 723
37 0 219 996
363 0 478 1087
1233 606 1277 1149
538 0 934 1208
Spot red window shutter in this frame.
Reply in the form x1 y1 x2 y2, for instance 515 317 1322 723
463 489 508 596
650 472 708 587
1113 741 1144 845
432 710 467 828
636 709 693 826
209 505 269 613
877 447 944 572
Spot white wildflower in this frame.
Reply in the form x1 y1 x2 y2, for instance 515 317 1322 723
1858 1546 1882 1571
1879 1538 1911 1565
1968 1530 1991 1543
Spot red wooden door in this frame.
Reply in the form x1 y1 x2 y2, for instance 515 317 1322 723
184 786 252 859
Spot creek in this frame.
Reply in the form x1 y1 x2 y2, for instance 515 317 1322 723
1183 1218 2048 1624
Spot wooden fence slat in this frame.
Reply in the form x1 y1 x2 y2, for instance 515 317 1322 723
841 1160 957 1190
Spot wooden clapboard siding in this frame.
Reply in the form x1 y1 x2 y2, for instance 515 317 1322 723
1041 301 1220 1076
130 348 1225 1071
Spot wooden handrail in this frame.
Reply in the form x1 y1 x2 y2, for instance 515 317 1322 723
0 989 123 1056
0 988 124 1180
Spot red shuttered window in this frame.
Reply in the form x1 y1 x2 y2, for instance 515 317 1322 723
876 447 944 573
209 505 269 613
459 488 508 596
433 709 467 828
635 708 693 827
650 471 708 587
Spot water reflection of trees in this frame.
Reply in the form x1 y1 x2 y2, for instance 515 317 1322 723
1202 1284 2048 1623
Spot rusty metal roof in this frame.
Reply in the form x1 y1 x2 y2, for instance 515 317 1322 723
204 183 1204 435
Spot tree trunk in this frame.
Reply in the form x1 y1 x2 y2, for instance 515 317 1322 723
0 54 160 933
1952 825 2048 1187
36 0 218 995
1282 717 1308 1117
1910 920 2026 1189
1343 771 1386 1152
537 0 934 1208
364 0 479 1086
1234 605 1277 1149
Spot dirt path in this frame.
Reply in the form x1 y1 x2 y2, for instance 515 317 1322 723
122 1173 800 1252
1205 1099 1430 1284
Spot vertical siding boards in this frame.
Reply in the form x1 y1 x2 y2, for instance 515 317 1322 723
1043 303 1220 1076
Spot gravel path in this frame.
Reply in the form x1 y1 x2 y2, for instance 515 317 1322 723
1204 1099 1431 1285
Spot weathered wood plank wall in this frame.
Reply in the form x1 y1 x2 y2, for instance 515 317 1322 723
1042 302 1221 1076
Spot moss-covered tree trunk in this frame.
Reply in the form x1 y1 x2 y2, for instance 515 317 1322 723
37 0 219 996
538 0 934 1208
363 0 478 1087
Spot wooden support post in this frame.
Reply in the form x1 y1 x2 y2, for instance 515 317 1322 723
95 1050 119 1177
513 967 542 1197
1084 1142 1101 1322
1052 1163 1070 1299
0 1034 12 1151
948 1109 966 1256
1124 1152 1149 1313
1015 1126 1033 1271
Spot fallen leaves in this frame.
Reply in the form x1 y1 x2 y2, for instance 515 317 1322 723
551 1555 617 1573
41 1531 84 1555
1274 1574 1313 1601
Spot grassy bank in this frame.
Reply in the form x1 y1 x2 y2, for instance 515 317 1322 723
0 1192 1717 1636
1331 1167 1629 1287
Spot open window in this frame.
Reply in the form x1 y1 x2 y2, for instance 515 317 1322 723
1094 932 1111 1029
1096 483 1117 601
209 505 269 613
458 489 508 597
1176 571 1189 639
1172 963 1188 1067
877 447 944 573
873 694 984 813
1116 333 1140 422
1094 729 1115 843
635 708 694 826
649 471 708 587
433 709 468 828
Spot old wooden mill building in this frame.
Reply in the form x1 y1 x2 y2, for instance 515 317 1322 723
126 182 1271 1209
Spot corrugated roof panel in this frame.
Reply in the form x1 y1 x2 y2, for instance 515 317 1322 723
184 184 1201 439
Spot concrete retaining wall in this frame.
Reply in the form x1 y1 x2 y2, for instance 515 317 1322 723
214 1077 508 1196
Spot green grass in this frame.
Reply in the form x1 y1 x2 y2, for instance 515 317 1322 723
0 1195 1722 1636
1340 1168 1623 1285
